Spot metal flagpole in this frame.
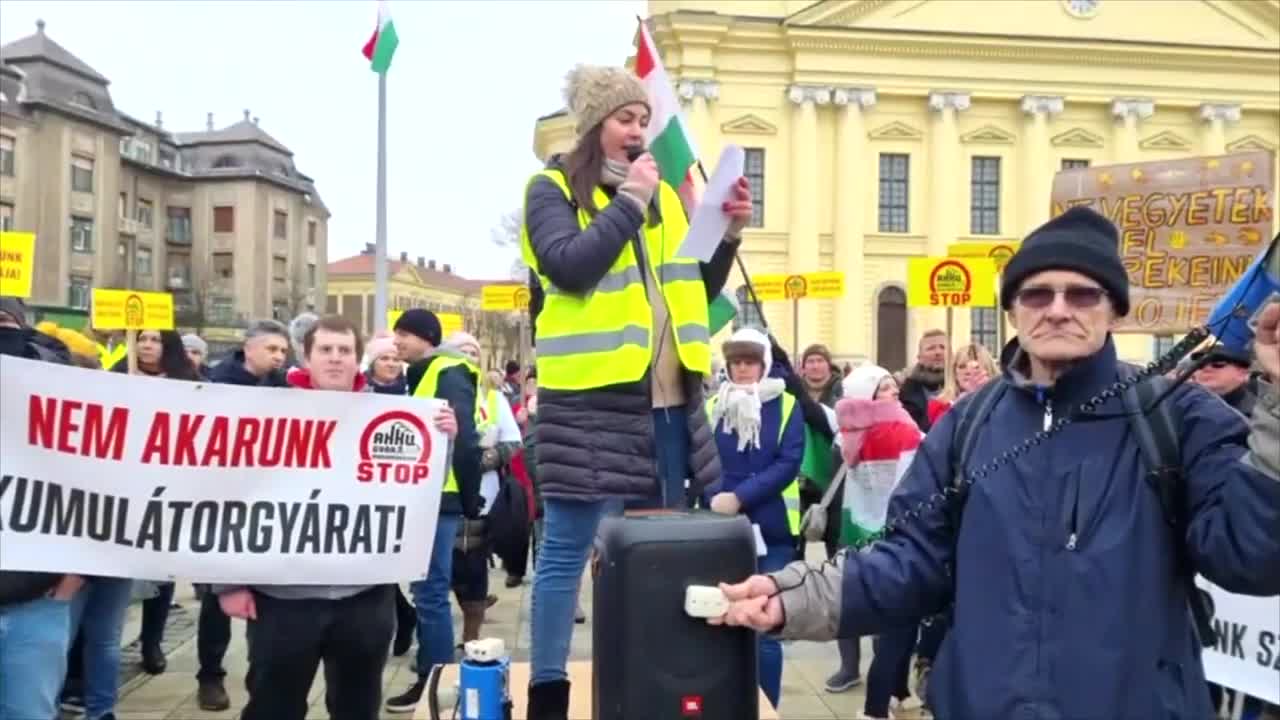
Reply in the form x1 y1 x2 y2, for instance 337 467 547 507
374 70 389 333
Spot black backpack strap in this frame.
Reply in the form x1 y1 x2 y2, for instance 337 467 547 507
952 378 1009 490
1121 374 1217 648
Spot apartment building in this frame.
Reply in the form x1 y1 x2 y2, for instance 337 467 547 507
0 20 329 340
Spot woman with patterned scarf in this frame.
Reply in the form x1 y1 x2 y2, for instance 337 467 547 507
702 328 804 711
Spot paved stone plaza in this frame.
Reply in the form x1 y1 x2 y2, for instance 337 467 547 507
102 555 898 720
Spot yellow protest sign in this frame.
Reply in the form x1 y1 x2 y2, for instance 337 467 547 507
907 258 997 308
749 272 846 301
481 284 530 311
948 241 1020 272
438 312 463 337
91 289 175 330
387 309 403 331
0 231 35 298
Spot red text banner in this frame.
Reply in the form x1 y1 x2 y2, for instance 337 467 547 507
0 357 449 585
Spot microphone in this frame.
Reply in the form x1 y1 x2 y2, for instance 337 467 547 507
624 145 646 162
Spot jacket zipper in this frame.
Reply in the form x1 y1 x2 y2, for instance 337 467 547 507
1039 391 1080 551
1066 486 1080 552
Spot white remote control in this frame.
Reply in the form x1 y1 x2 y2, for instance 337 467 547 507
684 585 730 619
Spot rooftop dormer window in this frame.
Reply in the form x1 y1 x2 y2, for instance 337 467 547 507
70 91 96 109
212 154 240 169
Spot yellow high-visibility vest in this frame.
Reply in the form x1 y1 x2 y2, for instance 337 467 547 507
411 355 480 495
477 389 501 434
519 170 712 392
706 392 802 536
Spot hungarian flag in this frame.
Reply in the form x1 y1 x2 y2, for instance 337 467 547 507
841 423 922 546
361 1 400 74
634 19 700 216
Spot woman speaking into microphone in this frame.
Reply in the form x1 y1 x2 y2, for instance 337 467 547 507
519 63 752 719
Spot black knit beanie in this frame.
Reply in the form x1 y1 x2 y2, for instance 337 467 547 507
1001 206 1130 316
393 308 442 347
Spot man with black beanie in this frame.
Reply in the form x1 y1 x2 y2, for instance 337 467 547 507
714 207 1280 720
386 308 484 713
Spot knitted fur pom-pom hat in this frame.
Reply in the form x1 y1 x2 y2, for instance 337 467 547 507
563 64 650 139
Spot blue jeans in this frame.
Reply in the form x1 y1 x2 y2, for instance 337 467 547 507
530 407 691 686
757 543 794 710
0 596 71 720
68 578 134 720
411 513 460 676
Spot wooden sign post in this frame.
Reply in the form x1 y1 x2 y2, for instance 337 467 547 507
91 289 175 373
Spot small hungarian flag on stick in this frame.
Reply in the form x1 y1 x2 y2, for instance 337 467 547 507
634 18 700 217
361 1 400 74
708 290 738 336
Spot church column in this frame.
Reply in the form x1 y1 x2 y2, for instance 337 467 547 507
787 84 830 352
925 91 970 334
1019 95 1063 234
677 79 721 163
1111 98 1153 163
926 91 969 257
832 87 876 359
1198 103 1239 156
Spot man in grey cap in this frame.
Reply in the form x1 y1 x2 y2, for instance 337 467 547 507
182 333 209 379
1192 344 1257 417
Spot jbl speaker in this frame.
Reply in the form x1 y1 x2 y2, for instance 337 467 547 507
592 512 759 720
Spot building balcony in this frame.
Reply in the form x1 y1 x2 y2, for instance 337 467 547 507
165 227 193 245
69 253 94 274
207 277 234 295
206 309 249 328
165 271 190 290
70 192 94 215
118 216 140 236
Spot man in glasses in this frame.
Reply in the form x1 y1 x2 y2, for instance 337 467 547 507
1192 345 1257 417
708 206 1280 720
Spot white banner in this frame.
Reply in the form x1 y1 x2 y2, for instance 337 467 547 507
1197 576 1280 704
0 356 448 586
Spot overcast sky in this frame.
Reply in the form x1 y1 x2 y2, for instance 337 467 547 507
0 0 645 280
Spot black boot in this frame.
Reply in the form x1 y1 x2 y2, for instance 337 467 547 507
527 680 570 720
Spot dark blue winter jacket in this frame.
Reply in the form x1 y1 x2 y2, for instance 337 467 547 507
831 338 1280 719
704 390 805 546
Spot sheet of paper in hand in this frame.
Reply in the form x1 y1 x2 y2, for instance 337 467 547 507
678 144 746 262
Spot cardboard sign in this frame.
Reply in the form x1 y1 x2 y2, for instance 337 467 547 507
1050 151 1275 333
91 289 174 330
907 258 997 308
948 240 1021 273
0 231 35 299
482 284 530 311
750 272 846 301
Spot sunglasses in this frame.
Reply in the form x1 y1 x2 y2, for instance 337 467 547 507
1014 285 1106 309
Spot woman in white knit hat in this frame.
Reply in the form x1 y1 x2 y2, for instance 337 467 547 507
518 61 754 718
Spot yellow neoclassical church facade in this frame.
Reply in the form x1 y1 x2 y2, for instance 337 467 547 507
532 0 1280 370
